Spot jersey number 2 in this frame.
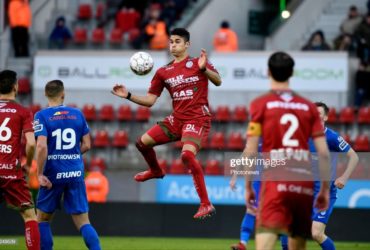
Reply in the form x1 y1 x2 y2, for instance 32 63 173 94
52 128 76 150
280 114 299 147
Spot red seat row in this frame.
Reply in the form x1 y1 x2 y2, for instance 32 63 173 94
164 158 224 175
213 105 248 123
93 130 129 148
77 3 105 20
327 106 370 124
74 27 140 45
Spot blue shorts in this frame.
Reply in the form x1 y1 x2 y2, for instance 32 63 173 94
37 181 88 214
312 196 337 224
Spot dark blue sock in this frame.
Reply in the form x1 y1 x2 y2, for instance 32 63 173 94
280 235 288 250
320 237 336 250
80 224 101 250
240 213 255 244
38 222 53 250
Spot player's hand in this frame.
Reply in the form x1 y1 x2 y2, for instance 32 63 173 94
334 176 348 189
229 175 237 191
22 164 30 176
38 175 52 189
245 187 257 212
198 49 207 71
111 84 128 98
314 188 329 212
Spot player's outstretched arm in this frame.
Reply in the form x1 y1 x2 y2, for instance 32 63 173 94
80 133 91 154
36 136 52 189
242 135 259 209
335 148 359 189
198 49 222 86
24 131 36 173
111 84 158 107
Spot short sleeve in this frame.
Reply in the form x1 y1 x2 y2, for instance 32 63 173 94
33 112 47 137
247 99 263 137
206 60 218 73
148 70 165 96
330 132 350 153
310 104 325 138
22 108 34 133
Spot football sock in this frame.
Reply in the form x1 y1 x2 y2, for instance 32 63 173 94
80 224 101 250
24 220 40 250
136 139 162 173
280 234 288 250
39 222 53 250
181 150 210 205
320 237 336 250
240 213 255 244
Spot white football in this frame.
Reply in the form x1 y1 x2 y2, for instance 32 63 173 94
129 51 154 76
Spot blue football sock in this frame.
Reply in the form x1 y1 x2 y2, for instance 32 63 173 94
80 224 101 250
240 213 256 244
280 235 288 250
320 237 336 250
39 222 53 250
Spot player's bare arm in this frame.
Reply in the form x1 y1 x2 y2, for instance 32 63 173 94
335 148 359 189
24 131 36 174
243 135 259 209
36 135 52 189
80 133 91 154
198 49 222 86
111 84 158 107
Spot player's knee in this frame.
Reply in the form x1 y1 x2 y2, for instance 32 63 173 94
181 150 194 165
135 138 153 152
312 229 325 242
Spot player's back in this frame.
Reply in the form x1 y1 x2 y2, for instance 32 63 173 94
34 105 89 184
0 100 33 176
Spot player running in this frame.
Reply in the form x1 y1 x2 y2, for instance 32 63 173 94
111 28 222 219
34 80 101 250
0 70 40 250
244 52 330 250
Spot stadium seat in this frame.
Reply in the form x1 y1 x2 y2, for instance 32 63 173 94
353 134 369 152
99 104 115 121
339 106 355 124
93 130 110 148
157 159 168 171
173 140 183 149
112 130 129 148
109 28 123 45
95 2 105 19
341 134 352 146
91 27 106 44
74 27 88 44
117 104 132 121
232 105 248 123
227 132 245 151
169 159 186 174
326 107 338 124
358 106 370 124
77 3 92 20
135 106 151 122
128 28 140 43
209 132 225 149
204 160 221 175
89 156 107 171
82 104 97 121
17 77 31 94
29 103 42 115
214 106 230 122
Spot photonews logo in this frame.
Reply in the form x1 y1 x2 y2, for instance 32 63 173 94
38 66 52 77
293 68 344 80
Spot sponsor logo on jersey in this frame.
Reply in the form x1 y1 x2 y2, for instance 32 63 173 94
165 74 200 88
338 136 349 150
172 89 194 101
0 108 16 113
0 175 17 179
0 164 14 170
184 124 198 133
56 170 82 179
0 144 12 153
53 111 69 116
266 101 309 111
186 61 193 68
0 103 6 108
33 119 43 133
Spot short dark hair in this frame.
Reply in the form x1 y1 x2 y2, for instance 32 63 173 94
315 101 329 115
45 80 64 98
268 52 295 82
170 28 190 42
0 70 17 94
221 20 229 28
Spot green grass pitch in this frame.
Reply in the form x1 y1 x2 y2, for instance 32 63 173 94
2 236 370 250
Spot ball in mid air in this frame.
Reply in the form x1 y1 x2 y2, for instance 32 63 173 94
129 51 154 76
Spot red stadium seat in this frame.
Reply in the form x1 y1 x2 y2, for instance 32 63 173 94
128 28 140 43
157 159 168 171
91 27 105 44
214 106 230 122
173 140 183 149
232 105 248 123
95 2 105 19
17 77 31 94
29 103 42 115
82 104 97 121
204 160 221 175
112 130 128 148
209 132 225 149
109 28 123 45
93 130 110 148
341 134 352 146
353 134 370 151
227 132 245 151
77 4 92 20
326 107 338 124
169 159 186 174
135 106 151 122
339 106 355 124
117 104 132 121
358 106 370 124
89 156 107 171
99 104 114 121
74 27 88 44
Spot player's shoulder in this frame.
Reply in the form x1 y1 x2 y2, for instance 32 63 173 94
325 127 341 141
159 59 176 71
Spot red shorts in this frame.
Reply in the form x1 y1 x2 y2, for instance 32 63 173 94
147 115 211 151
256 181 314 238
0 177 34 211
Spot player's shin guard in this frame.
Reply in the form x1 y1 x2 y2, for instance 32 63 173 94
24 220 40 250
320 237 336 250
241 213 255 244
181 150 210 205
80 224 101 250
279 235 288 250
136 139 163 173
39 222 53 250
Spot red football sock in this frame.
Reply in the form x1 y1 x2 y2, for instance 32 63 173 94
25 220 40 250
136 139 162 173
181 150 210 205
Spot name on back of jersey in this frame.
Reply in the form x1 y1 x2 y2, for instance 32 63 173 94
56 170 82 179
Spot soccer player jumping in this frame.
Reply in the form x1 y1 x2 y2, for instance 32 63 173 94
111 28 222 219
